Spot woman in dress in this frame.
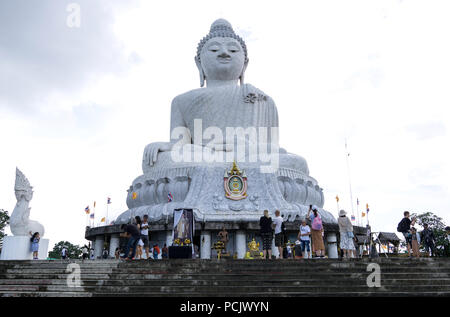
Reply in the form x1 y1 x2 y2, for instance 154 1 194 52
307 205 325 258
259 210 273 260
338 210 355 258
29 231 40 260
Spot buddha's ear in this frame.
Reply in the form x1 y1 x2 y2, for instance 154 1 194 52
239 58 249 85
195 56 205 87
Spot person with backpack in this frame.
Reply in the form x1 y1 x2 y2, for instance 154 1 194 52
397 211 416 257
272 210 285 259
420 224 435 257
259 210 273 259
308 205 325 258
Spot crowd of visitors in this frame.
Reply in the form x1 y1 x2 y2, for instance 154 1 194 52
86 209 448 261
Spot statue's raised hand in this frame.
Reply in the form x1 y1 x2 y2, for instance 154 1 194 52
142 142 172 168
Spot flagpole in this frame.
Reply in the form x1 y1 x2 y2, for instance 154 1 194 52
345 139 355 222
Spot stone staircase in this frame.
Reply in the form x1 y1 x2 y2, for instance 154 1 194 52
0 258 449 297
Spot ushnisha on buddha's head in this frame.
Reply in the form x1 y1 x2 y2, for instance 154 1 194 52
195 19 248 87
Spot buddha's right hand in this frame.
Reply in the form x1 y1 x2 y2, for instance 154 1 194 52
143 142 172 167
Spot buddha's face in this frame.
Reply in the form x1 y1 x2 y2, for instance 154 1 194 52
199 37 246 82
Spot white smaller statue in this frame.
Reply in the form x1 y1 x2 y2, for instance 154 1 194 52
10 168 45 237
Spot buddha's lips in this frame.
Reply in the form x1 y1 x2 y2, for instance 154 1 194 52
217 57 231 63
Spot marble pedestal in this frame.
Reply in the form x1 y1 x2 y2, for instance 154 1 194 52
326 233 338 259
200 231 211 259
0 236 49 260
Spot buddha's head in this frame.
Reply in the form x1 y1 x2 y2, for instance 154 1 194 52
196 19 248 87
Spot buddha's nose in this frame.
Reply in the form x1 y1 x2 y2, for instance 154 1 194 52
218 52 231 58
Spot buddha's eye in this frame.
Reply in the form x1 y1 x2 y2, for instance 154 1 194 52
208 45 220 52
228 45 240 53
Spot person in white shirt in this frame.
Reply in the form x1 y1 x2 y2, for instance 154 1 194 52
140 215 150 259
297 219 311 259
272 210 284 259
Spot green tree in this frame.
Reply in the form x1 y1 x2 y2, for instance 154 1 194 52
411 211 449 257
48 241 83 259
0 209 10 249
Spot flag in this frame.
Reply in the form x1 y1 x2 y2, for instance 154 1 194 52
336 195 339 202
351 215 356 221
132 192 137 200
357 198 359 205
168 192 173 202
85 206 90 214
107 197 111 204
100 217 106 222
362 212 366 217
93 201 96 208
90 213 95 219
366 203 370 213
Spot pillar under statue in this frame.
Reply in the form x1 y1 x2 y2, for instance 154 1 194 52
1 168 49 260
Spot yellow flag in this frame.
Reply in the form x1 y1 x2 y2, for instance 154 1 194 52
132 192 137 200
100 217 106 222
362 212 366 217
336 195 339 202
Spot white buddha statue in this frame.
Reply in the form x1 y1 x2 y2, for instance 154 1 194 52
115 19 334 226
142 19 308 175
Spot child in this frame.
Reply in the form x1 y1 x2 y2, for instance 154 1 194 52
29 231 40 260
153 244 160 260
411 227 421 258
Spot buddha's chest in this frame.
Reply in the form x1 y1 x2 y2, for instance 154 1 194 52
182 97 268 132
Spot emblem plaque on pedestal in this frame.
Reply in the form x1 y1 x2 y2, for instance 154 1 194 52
224 161 248 200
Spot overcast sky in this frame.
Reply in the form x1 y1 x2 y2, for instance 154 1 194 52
1 0 449 247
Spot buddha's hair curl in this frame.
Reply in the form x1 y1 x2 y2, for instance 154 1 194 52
196 19 248 64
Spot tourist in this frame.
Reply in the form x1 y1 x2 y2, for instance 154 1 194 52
29 231 40 260
140 215 151 259
61 245 68 260
297 219 311 259
82 245 89 260
136 239 144 259
411 227 421 258
259 210 273 259
153 244 160 260
273 210 284 259
120 223 140 260
162 244 168 259
420 224 436 257
102 247 109 259
338 210 355 259
114 247 120 259
307 205 325 258
294 240 303 259
90 248 95 260
397 211 416 257
286 242 293 258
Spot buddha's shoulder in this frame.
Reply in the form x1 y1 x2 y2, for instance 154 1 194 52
171 88 207 106
171 84 275 107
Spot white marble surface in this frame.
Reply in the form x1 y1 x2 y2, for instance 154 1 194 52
0 236 49 260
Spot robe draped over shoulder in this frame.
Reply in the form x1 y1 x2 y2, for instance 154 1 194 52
170 84 279 145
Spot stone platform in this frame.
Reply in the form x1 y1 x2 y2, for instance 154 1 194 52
0 236 49 260
0 258 449 297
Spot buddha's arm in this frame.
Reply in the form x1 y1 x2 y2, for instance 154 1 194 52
142 97 189 168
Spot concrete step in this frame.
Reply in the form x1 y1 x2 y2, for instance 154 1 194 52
2 278 450 287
